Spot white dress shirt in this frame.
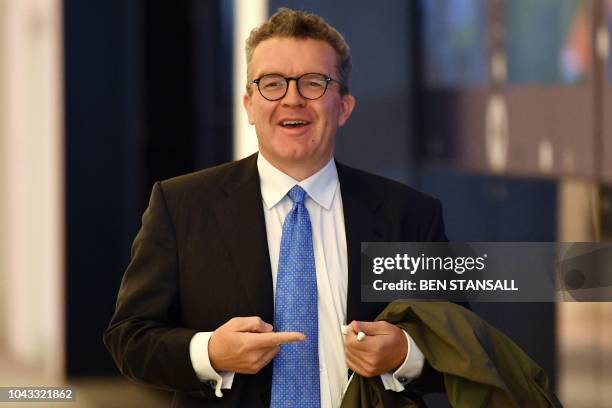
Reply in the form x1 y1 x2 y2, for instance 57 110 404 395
189 155 425 407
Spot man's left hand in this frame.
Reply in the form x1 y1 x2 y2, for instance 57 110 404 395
344 320 408 378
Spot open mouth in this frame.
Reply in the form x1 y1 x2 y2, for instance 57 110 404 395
280 120 310 129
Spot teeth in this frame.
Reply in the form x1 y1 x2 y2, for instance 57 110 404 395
282 120 308 126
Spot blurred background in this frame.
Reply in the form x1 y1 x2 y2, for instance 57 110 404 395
1 0 611 406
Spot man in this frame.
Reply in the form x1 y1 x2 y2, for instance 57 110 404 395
104 8 447 407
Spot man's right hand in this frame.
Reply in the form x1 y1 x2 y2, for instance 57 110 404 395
208 316 304 374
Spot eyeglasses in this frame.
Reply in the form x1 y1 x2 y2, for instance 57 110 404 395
252 73 342 101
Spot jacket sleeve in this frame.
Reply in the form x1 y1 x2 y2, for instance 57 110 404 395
103 182 216 399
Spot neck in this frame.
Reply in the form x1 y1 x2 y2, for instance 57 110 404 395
260 153 331 181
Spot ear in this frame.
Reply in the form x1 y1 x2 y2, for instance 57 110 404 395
243 93 255 125
337 94 356 127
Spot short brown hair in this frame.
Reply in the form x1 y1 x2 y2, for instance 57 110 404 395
245 7 352 95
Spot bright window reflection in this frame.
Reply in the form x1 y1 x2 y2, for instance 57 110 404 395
606 0 612 84
505 0 591 84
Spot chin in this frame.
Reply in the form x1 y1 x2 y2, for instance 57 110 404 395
280 152 311 163
273 144 311 160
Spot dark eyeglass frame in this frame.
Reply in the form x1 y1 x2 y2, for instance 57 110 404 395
252 73 343 101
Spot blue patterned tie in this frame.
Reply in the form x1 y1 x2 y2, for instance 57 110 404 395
271 185 320 408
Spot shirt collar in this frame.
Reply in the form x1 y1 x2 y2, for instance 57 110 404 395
257 153 338 210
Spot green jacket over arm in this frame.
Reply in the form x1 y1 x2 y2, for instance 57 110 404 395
341 301 562 408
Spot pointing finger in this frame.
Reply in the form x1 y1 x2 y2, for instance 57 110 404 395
253 331 305 347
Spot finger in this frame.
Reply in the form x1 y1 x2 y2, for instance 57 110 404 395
347 345 382 378
345 352 359 373
345 352 374 378
229 316 273 333
344 326 356 345
252 331 305 347
349 320 362 334
344 327 363 345
349 321 373 339
249 345 280 372
345 329 369 351
343 327 352 342
260 345 281 366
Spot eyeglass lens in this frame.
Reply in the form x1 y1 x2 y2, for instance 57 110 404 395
257 73 329 100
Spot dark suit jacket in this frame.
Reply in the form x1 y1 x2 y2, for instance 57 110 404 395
103 153 448 407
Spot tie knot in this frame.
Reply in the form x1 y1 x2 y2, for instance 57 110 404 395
288 185 307 204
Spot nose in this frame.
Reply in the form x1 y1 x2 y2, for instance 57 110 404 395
281 79 305 107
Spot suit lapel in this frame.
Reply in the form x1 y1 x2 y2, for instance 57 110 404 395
213 154 274 323
336 161 385 323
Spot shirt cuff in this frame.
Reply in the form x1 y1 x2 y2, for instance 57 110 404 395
380 330 425 392
189 331 235 397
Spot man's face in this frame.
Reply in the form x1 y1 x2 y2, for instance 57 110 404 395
244 37 355 175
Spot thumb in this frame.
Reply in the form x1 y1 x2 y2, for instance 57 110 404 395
349 320 362 334
350 320 389 335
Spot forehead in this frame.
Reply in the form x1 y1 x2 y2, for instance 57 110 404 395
250 37 338 77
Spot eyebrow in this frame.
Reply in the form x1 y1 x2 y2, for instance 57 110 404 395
255 71 332 78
